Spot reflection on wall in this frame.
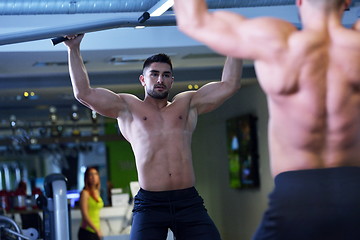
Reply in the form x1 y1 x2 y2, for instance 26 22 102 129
226 114 260 189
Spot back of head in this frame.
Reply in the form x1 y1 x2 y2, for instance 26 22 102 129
142 53 173 73
306 0 345 11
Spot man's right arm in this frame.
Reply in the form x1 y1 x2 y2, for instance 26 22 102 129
65 34 128 119
353 19 360 31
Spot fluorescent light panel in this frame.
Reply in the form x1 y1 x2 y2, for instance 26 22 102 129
149 0 174 17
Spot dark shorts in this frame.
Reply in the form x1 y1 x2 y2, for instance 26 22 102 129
78 227 99 240
130 187 221 240
253 167 360 240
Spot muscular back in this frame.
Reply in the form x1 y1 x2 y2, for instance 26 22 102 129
256 24 360 176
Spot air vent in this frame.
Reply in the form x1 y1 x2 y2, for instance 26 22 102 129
182 53 222 59
108 53 176 65
33 61 88 67
108 57 145 65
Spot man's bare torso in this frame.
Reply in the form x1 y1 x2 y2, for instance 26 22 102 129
256 23 360 176
117 92 197 191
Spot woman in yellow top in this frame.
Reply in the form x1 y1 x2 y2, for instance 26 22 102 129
78 167 104 240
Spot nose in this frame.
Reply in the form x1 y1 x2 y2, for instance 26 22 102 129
157 75 164 83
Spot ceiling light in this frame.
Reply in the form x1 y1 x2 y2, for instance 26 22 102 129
138 0 174 23
135 26 146 29
149 0 174 17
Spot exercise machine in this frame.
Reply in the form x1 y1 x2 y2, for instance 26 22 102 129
0 173 70 240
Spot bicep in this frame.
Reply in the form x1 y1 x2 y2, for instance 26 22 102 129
190 81 234 114
179 11 247 57
76 88 129 119
182 11 293 60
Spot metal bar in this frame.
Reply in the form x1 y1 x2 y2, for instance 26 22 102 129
0 15 176 46
0 0 158 15
0 0 295 15
0 215 23 240
3 228 30 240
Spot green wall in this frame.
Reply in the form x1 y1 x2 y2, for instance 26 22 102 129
105 120 138 195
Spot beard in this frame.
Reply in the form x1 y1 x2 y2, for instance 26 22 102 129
146 85 169 99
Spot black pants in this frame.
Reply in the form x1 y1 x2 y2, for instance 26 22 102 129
78 227 99 240
130 187 221 240
253 167 360 240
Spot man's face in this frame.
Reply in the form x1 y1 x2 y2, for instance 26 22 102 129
140 62 174 99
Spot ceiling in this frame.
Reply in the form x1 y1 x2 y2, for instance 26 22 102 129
0 0 359 126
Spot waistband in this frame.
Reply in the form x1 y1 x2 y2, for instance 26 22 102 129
137 187 198 201
274 166 360 191
276 166 360 182
271 166 360 205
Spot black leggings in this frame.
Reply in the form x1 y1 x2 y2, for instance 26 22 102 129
130 187 221 240
253 167 360 240
78 227 99 240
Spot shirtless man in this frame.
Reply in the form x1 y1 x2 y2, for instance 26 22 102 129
63 34 242 240
174 0 360 239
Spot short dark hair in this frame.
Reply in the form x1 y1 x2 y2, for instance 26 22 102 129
142 53 173 72
307 0 345 9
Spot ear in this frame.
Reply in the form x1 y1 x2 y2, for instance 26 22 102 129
170 76 175 88
139 75 146 86
344 0 351 10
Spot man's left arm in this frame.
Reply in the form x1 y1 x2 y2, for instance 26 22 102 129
174 0 248 58
173 0 296 61
190 57 243 114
